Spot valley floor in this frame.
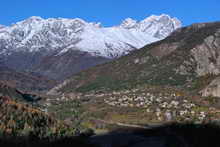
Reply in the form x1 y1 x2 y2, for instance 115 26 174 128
44 86 220 132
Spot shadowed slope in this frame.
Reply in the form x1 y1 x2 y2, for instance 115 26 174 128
1 123 220 147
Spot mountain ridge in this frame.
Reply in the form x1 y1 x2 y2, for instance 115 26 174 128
0 14 181 58
0 14 181 82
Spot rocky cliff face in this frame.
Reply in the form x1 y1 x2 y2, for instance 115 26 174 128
201 77 220 97
181 27 220 76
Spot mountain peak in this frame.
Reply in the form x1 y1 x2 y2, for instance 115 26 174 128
142 14 181 26
145 14 169 21
21 16 44 24
142 14 179 23
120 18 137 29
14 16 44 28
28 16 44 21
71 18 87 24
119 14 182 39
171 17 182 29
142 14 167 22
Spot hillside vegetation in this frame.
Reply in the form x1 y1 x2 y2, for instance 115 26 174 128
0 96 78 139
52 22 220 95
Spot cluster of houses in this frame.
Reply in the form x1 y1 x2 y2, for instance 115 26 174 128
40 89 220 123
103 91 214 122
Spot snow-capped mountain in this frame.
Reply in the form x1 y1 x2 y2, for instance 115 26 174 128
120 14 181 39
0 14 181 58
0 14 181 81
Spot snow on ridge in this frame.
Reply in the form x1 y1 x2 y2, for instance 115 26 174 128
0 14 182 58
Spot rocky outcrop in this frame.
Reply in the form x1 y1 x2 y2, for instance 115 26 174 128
201 76 220 97
190 33 220 76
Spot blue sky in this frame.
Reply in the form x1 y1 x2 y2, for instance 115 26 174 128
0 0 219 27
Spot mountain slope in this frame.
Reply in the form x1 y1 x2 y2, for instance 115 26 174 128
0 14 180 81
28 50 110 81
50 21 220 94
0 82 42 102
0 64 56 92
